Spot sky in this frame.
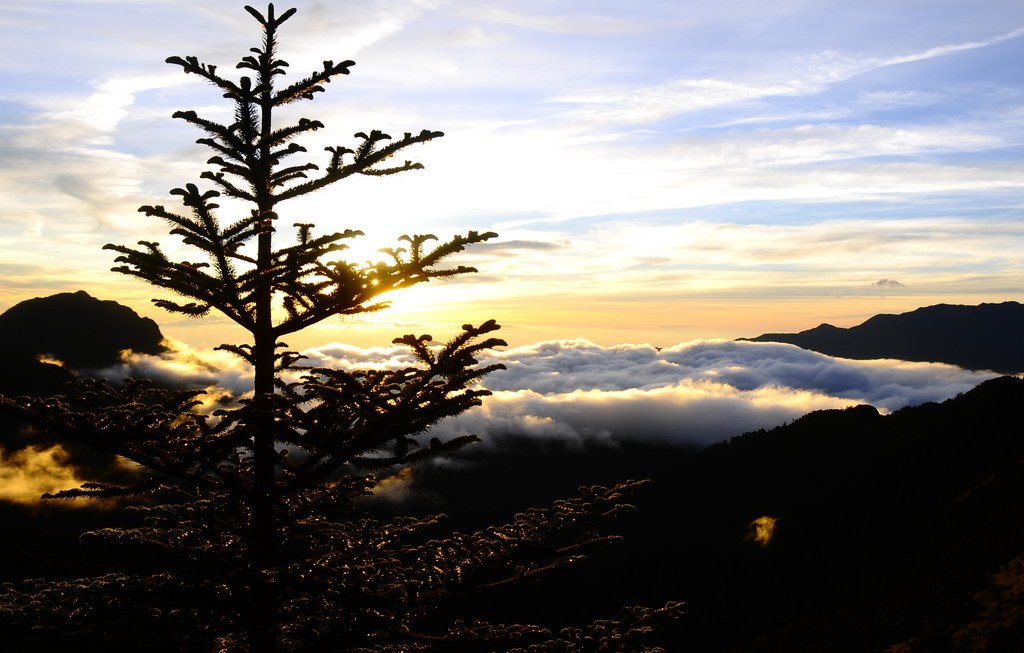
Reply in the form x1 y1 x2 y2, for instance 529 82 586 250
1 0 1022 352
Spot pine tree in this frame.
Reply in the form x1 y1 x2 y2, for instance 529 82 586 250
0 5 681 652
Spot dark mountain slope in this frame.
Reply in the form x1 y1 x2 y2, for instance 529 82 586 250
389 375 1024 652
0 290 165 370
0 291 168 486
0 290 166 397
740 302 1024 373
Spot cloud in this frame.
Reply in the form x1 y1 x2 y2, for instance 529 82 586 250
871 279 905 288
426 382 842 446
369 467 420 503
459 4 638 35
661 123 1007 169
301 337 999 446
0 445 87 506
468 239 566 253
555 27 1024 128
103 338 997 445
747 516 779 546
36 72 186 141
443 216 1024 321
878 27 1024 68
91 339 255 411
8 334 996 494
556 77 808 126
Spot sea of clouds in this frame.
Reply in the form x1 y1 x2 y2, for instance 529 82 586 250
2 336 999 505
108 337 999 448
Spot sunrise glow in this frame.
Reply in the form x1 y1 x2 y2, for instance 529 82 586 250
0 1 1020 352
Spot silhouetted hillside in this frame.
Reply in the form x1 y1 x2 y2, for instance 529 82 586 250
740 302 1024 374
383 375 1024 651
0 292 168 485
0 290 165 397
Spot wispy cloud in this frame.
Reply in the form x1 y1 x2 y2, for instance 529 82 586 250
458 3 639 35
464 217 1024 294
878 26 1024 68
35 72 187 141
871 279 905 288
554 27 1024 127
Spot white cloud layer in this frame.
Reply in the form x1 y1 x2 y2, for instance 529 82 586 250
103 337 999 448
419 339 999 445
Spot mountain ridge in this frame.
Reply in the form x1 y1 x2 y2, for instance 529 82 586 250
740 301 1024 373
0 290 166 397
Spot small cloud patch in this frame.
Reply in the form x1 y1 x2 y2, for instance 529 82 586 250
369 468 419 504
747 515 779 546
0 445 84 506
870 278 905 288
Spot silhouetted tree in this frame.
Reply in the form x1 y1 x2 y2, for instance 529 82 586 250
0 5 680 652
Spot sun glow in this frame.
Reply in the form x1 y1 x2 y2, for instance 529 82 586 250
380 283 458 314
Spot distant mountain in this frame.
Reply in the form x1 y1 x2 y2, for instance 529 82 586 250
740 301 1024 374
0 290 165 370
0 290 166 397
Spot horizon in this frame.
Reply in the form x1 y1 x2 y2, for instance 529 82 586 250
1 288 1009 507
2 1 1023 351
2 288 1009 494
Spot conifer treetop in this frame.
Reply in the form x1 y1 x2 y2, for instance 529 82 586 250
103 2 496 344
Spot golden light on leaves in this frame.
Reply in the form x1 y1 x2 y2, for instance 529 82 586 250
747 515 778 546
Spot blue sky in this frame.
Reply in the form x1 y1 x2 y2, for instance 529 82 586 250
0 0 1022 349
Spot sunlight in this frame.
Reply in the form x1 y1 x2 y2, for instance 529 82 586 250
377 283 439 313
371 278 500 322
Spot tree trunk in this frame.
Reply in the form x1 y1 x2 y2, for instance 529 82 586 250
249 63 278 647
